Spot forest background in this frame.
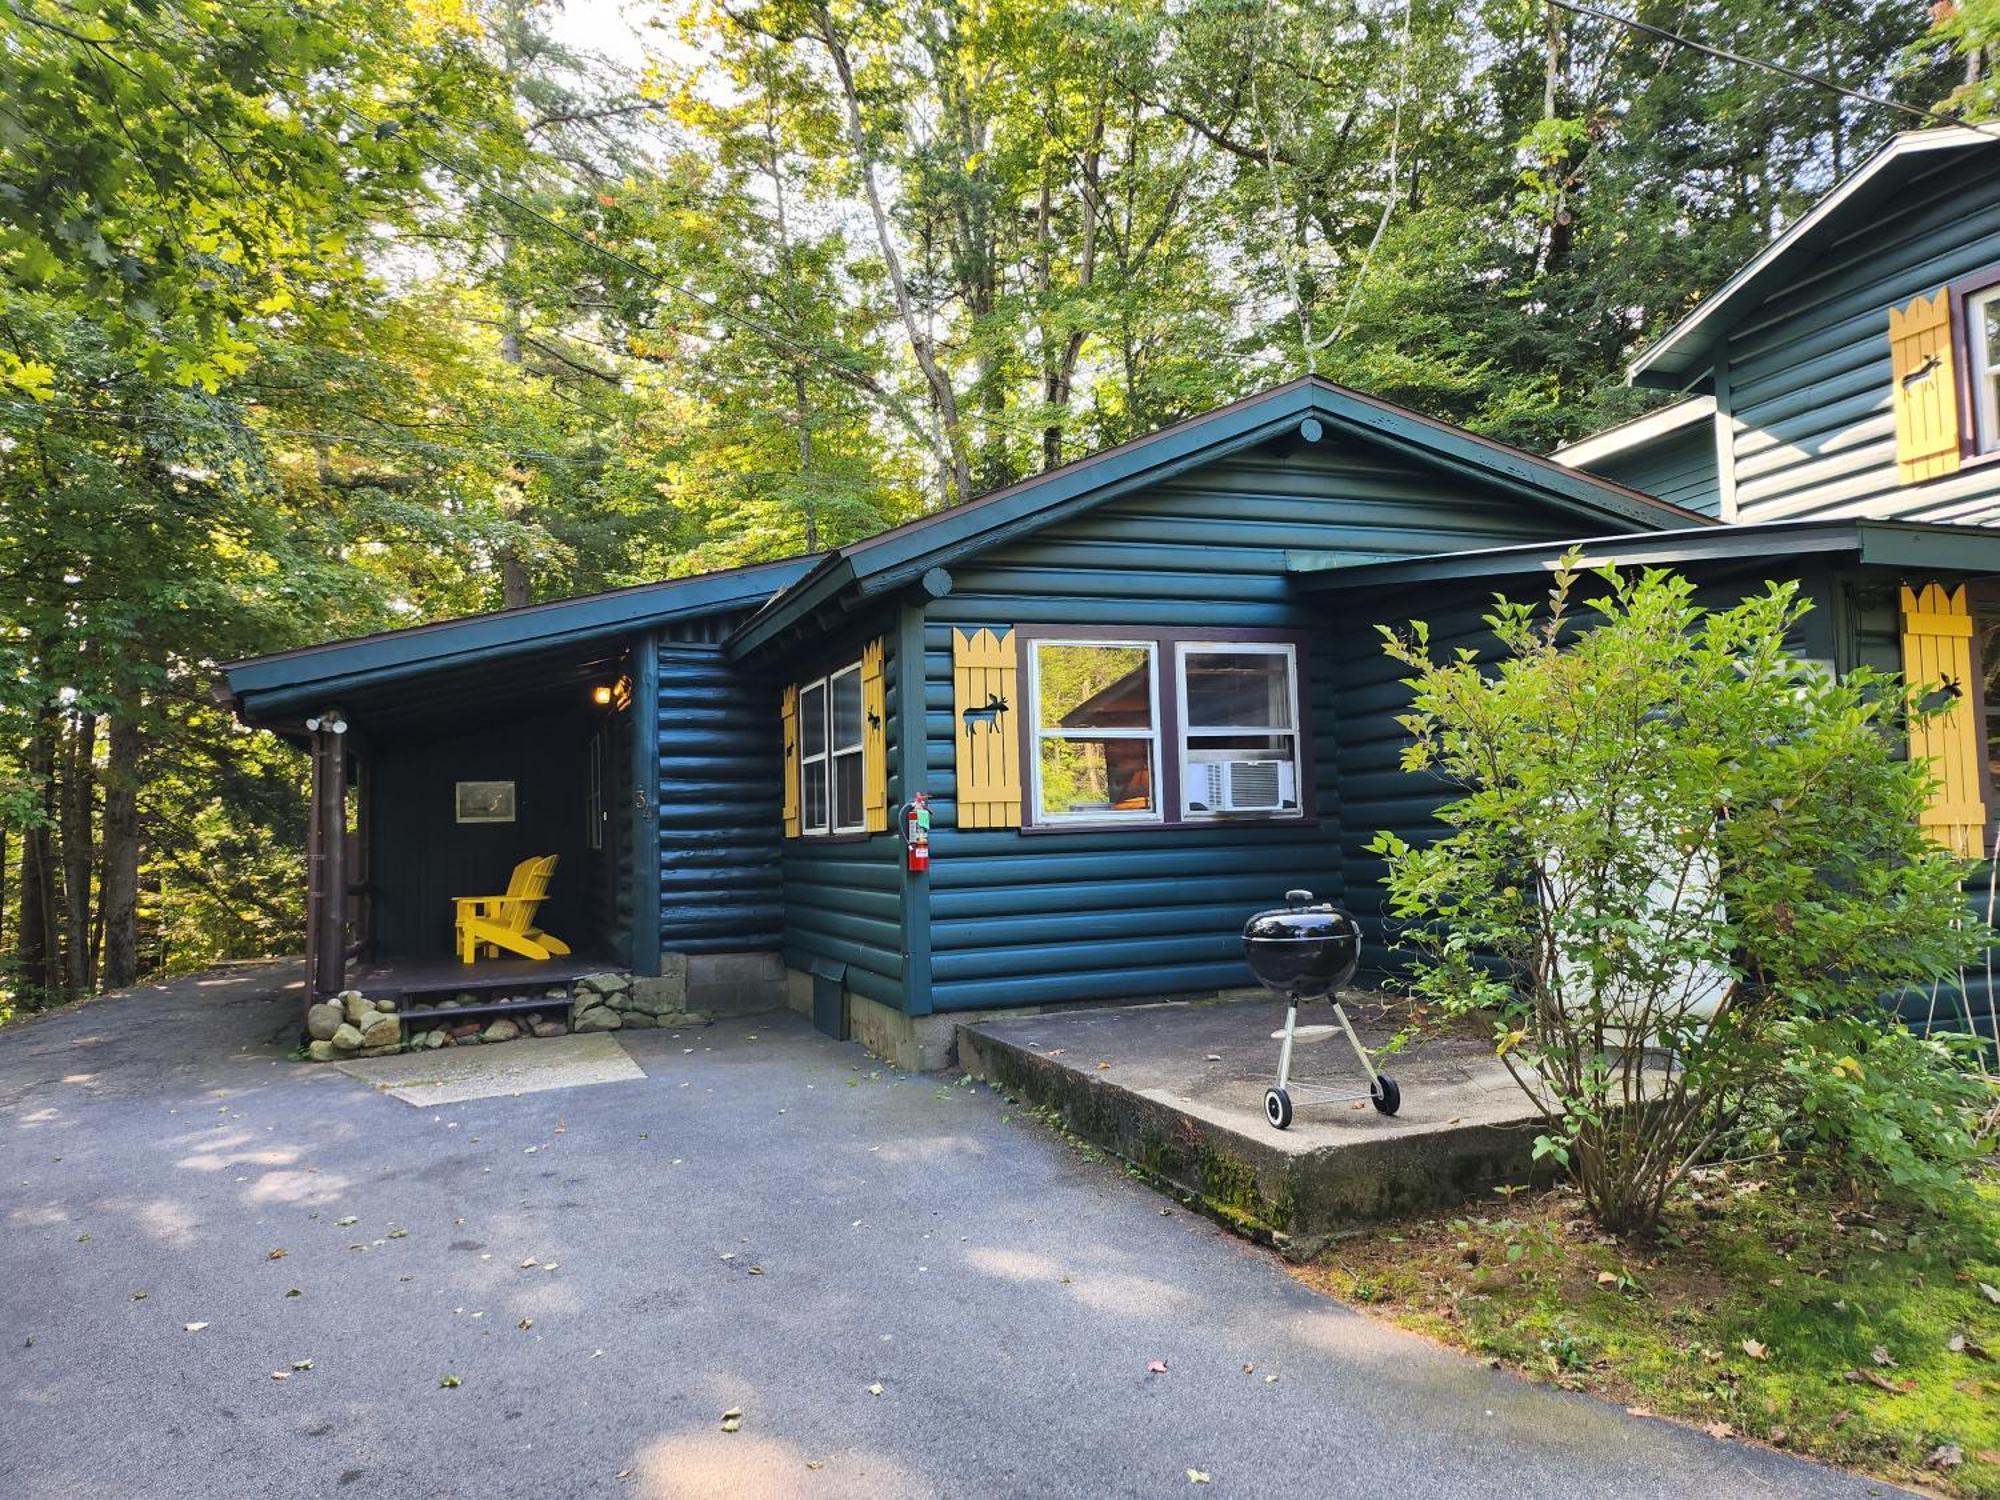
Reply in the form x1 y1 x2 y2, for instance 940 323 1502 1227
1 0 1991 1010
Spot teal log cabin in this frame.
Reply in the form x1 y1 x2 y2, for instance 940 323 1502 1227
223 375 2000 1062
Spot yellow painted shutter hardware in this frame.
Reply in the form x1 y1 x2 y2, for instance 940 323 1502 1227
1900 582 1985 857
1889 290 1962 485
952 627 1021 829
861 638 889 833
781 682 801 839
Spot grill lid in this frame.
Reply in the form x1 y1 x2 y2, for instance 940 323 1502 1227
1242 889 1361 998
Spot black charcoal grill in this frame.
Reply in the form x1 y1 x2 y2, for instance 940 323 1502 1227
1242 889 1400 1128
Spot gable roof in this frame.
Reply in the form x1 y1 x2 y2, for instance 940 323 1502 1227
1629 126 2000 390
222 553 816 725
726 375 1710 657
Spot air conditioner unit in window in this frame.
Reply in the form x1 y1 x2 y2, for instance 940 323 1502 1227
1194 759 1294 813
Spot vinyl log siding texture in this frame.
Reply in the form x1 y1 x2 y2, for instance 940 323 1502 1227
777 613 910 1009
652 633 786 956
1717 149 2000 527
919 434 1586 1013
1583 423 1724 517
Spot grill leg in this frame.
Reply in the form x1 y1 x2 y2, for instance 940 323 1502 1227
1275 1004 1299 1090
1331 1002 1380 1086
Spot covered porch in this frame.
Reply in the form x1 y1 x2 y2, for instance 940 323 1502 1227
234 631 647 1005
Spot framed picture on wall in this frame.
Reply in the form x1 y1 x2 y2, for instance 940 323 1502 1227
455 780 517 824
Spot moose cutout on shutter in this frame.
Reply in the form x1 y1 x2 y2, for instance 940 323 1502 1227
1889 290 1962 485
861 637 888 833
1900 582 1985 857
952 627 1021 828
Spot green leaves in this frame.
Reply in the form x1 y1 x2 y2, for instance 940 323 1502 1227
1372 565 1991 1232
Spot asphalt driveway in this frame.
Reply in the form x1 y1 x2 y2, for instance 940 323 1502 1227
0 966 1906 1499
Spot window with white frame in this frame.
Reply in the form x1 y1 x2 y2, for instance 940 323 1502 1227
1022 631 1307 827
1029 639 1160 823
798 660 866 837
1177 643 1302 818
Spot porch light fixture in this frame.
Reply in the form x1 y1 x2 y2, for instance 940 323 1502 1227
591 684 614 706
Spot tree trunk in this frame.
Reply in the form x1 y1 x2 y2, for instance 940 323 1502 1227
61 710 97 996
16 707 63 1003
99 714 142 990
813 1 973 507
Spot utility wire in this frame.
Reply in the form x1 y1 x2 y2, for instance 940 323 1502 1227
1548 0 2000 140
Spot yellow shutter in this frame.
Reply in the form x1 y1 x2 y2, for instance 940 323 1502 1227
780 682 801 839
861 637 888 833
1900 583 1985 856
952 627 1021 829
1889 290 1961 485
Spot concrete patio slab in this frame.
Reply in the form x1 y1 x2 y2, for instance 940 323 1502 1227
334 1031 645 1104
958 995 1555 1252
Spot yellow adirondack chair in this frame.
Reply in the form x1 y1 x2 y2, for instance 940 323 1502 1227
454 854 571 964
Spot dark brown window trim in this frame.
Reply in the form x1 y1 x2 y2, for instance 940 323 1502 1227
1946 262 2000 463
1009 623 1318 834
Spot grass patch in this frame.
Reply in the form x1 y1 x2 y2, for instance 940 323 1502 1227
1295 1168 2000 1498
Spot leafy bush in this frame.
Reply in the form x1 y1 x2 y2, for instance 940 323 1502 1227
1761 1018 1996 1213
1369 562 1987 1234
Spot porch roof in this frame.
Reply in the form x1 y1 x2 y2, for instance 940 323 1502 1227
220 554 816 731
1286 518 2000 593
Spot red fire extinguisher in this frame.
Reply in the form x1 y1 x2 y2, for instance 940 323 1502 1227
902 794 932 875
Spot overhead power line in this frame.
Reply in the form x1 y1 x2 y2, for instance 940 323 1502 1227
1548 0 2000 141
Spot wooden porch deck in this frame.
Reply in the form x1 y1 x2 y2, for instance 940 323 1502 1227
348 952 623 1002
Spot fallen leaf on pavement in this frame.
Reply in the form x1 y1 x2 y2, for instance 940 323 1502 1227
518 1318 533 1331
267 1249 287 1261
520 1258 540 1269
439 1374 461 1388
183 1322 208 1333
1187 1470 1211 1485
1241 1363 1254 1374
130 1292 146 1301
1703 1423 1733 1440
284 1288 301 1298
867 1383 884 1397
1147 1360 1168 1374
748 1266 766 1276
292 1359 313 1371
1096 1061 1111 1070
805 1460 823 1470
333 1216 357 1228
720 1408 742 1433
270 1371 289 1381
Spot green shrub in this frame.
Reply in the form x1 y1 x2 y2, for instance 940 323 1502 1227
1369 561 1988 1234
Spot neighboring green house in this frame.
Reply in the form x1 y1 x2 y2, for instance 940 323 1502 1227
224 376 2000 1065
1555 124 2000 1043
1555 125 2000 528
